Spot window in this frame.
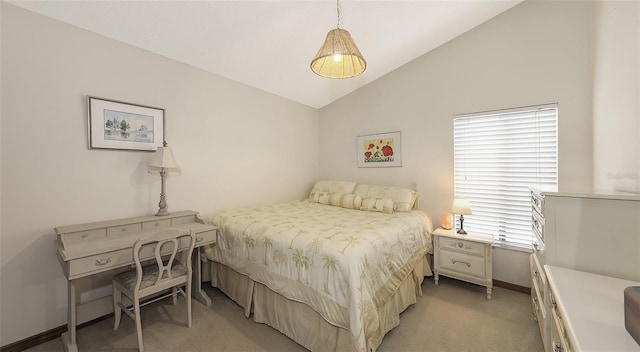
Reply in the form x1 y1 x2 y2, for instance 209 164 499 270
453 104 558 250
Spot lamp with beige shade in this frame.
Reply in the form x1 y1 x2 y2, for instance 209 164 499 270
452 198 472 234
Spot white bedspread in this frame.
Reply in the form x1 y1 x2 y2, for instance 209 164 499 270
206 200 432 351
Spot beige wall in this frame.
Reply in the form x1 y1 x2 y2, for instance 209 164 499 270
592 1 640 194
0 3 319 346
318 1 596 286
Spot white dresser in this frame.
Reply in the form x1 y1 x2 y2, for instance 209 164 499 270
529 189 640 352
545 265 640 352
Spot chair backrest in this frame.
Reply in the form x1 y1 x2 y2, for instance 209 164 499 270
131 228 196 293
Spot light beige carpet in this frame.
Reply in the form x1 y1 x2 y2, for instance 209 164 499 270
27 277 543 351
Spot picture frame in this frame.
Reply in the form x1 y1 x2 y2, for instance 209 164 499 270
88 96 164 151
357 131 402 168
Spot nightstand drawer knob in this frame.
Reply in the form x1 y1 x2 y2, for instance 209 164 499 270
457 242 463 248
452 259 471 267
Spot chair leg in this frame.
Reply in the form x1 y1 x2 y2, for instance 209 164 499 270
113 286 122 331
134 299 144 352
172 287 178 305
186 284 192 328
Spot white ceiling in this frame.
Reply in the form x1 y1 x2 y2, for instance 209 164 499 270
10 0 522 109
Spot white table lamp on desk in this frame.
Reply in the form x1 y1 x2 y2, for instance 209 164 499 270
148 141 181 216
452 198 472 234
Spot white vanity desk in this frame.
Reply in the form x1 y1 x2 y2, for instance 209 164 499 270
55 210 216 352
545 265 640 351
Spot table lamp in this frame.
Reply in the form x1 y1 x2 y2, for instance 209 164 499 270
452 198 472 234
148 141 181 216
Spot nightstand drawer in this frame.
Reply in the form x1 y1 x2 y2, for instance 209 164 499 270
439 237 485 256
439 250 485 278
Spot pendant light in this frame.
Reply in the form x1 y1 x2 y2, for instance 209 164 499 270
310 0 366 79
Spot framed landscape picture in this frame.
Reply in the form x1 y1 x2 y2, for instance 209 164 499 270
88 96 164 151
357 131 402 168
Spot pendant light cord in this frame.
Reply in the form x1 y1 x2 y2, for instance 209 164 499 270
336 0 341 29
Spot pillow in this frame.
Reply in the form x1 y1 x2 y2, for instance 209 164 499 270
354 183 418 212
329 192 346 206
333 193 363 210
309 191 330 203
309 180 357 197
360 197 394 214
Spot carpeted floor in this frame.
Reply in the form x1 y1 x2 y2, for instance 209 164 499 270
26 277 543 351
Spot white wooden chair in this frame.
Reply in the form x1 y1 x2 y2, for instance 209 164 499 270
112 228 196 352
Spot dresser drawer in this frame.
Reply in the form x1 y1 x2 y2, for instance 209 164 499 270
530 253 546 295
551 293 573 352
439 237 485 256
530 254 546 331
531 290 545 339
439 250 485 278
531 210 545 242
531 191 545 214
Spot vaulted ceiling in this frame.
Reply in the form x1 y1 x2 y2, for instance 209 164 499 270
10 1 522 108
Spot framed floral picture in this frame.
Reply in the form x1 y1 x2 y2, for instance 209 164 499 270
88 96 164 151
357 131 402 168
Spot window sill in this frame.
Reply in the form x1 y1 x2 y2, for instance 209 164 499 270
491 242 533 254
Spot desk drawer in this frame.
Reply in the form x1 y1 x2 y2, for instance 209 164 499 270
107 223 142 237
69 248 131 278
63 228 107 246
439 250 485 278
67 232 213 279
439 237 485 256
172 215 197 225
142 219 172 231
195 230 216 246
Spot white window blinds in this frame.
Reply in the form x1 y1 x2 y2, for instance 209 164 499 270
453 104 558 250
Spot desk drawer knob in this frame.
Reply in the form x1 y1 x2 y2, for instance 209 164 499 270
95 257 111 266
196 236 203 243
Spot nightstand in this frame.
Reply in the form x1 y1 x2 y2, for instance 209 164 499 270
432 227 493 299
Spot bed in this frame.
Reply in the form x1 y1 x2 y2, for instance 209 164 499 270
205 181 434 352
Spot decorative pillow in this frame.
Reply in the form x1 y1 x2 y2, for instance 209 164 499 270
329 192 346 206
360 197 394 214
354 183 418 212
317 192 331 205
309 180 357 197
339 193 363 210
309 191 330 203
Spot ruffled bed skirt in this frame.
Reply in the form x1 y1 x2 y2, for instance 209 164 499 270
206 256 432 352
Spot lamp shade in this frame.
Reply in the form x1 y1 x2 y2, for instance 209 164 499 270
148 145 181 175
311 28 366 79
452 198 472 215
